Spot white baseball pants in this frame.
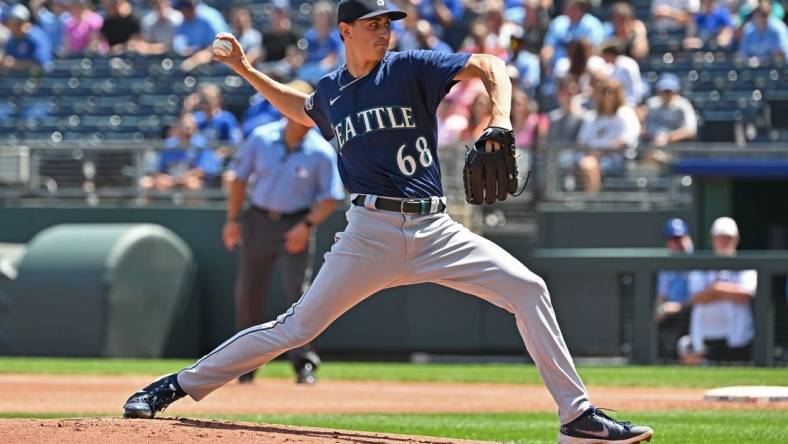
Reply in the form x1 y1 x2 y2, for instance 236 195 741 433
177 205 591 424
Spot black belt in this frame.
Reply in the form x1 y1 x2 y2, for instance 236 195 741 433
251 206 309 221
351 195 446 216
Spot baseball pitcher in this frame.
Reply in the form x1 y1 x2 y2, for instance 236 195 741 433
124 1 653 442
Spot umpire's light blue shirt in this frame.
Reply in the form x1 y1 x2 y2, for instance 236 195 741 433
232 119 345 213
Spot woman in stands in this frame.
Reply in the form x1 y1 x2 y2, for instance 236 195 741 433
575 78 640 193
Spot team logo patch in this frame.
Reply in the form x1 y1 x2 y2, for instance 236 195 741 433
294 165 310 178
305 92 315 111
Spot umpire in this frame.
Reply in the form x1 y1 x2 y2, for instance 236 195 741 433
223 80 345 384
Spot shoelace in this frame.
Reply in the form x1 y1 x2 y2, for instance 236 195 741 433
594 407 632 430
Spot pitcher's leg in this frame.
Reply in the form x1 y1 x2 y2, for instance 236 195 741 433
279 238 321 379
410 216 590 424
177 217 403 400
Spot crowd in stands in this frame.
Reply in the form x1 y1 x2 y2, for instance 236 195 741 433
1 0 787 192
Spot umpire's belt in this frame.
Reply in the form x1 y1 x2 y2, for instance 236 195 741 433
251 206 309 221
352 195 446 216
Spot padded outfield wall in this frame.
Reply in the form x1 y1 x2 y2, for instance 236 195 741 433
0 204 700 360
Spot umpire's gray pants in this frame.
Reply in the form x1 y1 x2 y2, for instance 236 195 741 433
179 205 591 424
235 207 316 368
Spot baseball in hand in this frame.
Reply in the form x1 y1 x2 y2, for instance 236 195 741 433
212 39 233 57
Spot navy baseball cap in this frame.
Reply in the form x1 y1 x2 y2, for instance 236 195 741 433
174 0 196 10
663 218 689 239
337 0 407 24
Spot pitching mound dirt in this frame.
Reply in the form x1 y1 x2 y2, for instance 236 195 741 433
0 417 490 443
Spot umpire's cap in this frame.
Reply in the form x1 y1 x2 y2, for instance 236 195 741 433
337 0 407 24
663 218 689 239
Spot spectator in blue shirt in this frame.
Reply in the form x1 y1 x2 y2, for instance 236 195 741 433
142 112 222 191
242 93 282 137
685 0 734 49
194 0 228 35
656 218 695 359
541 0 604 73
416 0 464 46
416 0 464 30
172 0 217 56
185 82 243 149
30 0 67 56
738 1 788 62
297 1 342 85
509 26 541 97
2 4 52 71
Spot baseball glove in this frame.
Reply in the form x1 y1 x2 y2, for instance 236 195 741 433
462 126 529 205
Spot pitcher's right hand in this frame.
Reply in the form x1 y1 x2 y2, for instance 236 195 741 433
213 33 249 72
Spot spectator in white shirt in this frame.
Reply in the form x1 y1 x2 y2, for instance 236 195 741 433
140 0 182 53
599 39 644 105
652 0 701 32
679 217 757 365
642 73 698 147
576 78 641 192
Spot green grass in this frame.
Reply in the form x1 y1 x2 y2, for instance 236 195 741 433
3 411 787 443
0 357 786 388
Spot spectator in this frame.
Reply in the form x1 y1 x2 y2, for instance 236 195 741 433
680 217 757 365
223 80 344 385
261 1 299 64
185 83 243 148
414 0 465 36
651 0 700 33
0 19 8 60
555 39 608 99
511 88 548 149
642 73 698 147
599 39 644 105
576 78 640 192
685 0 735 49
142 113 222 191
398 19 453 53
541 0 604 73
2 4 53 71
297 1 342 85
242 93 282 137
735 0 785 28
140 0 182 53
656 218 695 360
459 17 508 59
436 94 464 146
172 0 217 56
485 1 516 54
62 0 103 55
604 2 649 60
29 0 67 56
509 28 541 97
545 76 584 144
189 0 228 35
519 0 552 55
181 5 260 71
459 91 492 142
99 0 141 54
738 1 788 62
229 6 261 65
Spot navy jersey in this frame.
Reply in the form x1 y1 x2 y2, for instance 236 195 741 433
304 50 471 198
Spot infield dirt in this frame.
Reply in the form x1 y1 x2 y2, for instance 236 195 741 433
1 374 785 443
